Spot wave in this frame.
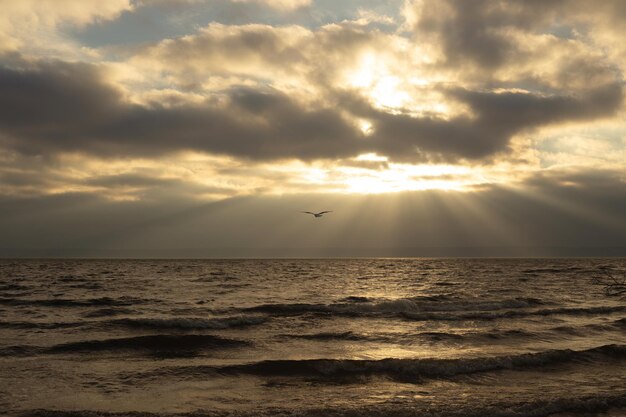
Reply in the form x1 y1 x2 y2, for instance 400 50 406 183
549 318 626 336
111 316 268 330
339 296 372 303
0 345 41 356
83 308 136 318
0 320 84 330
401 305 626 321
448 319 625 341
282 331 372 341
0 283 29 292
151 344 626 382
47 334 249 355
241 297 626 321
282 317 625 344
2 315 288 332
243 296 546 317
280 328 539 344
17 393 626 417
521 266 586 273
415 328 537 343
244 302 332 315
1 334 250 357
0 296 147 308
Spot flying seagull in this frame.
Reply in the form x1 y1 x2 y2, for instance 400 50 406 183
301 211 333 218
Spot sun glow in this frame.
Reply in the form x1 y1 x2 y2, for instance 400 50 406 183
338 161 482 194
345 51 457 118
355 153 387 162
347 52 412 111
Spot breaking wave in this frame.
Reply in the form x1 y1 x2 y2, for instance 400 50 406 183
522 267 585 273
281 319 626 344
48 334 249 355
239 297 626 321
243 296 547 317
0 296 148 308
83 308 136 318
1 335 249 357
111 316 268 330
149 344 626 382
282 331 372 341
401 305 626 321
0 320 85 330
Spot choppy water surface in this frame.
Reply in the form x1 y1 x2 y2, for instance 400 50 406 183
0 258 625 417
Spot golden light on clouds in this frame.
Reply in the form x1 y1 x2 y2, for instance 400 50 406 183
0 0 624 205
0 0 624 257
346 52 408 109
342 165 494 194
343 48 452 117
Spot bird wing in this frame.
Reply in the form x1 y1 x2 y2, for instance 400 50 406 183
301 211 315 215
317 211 333 215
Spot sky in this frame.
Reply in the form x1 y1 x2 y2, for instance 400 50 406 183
0 0 625 257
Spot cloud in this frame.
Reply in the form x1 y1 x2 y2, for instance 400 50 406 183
536 124 626 169
133 23 313 87
0 0 625 257
131 21 388 94
121 18 625 163
0 51 622 165
343 83 623 162
0 0 132 54
404 0 572 69
0 57 369 160
0 1 625 213
403 0 626 89
0 149 334 200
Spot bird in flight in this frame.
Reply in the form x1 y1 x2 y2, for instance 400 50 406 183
301 211 333 218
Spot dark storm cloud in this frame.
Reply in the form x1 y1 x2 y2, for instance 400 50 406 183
0 57 623 164
458 85 623 128
0 59 366 160
364 84 623 161
0 61 122 137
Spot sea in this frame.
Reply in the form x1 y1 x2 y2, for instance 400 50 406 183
0 258 625 417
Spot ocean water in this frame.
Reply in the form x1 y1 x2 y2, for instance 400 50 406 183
0 258 625 417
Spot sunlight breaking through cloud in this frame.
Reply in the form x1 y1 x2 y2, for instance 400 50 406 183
0 0 624 254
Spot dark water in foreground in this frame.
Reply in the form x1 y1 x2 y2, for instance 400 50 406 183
0 258 625 417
